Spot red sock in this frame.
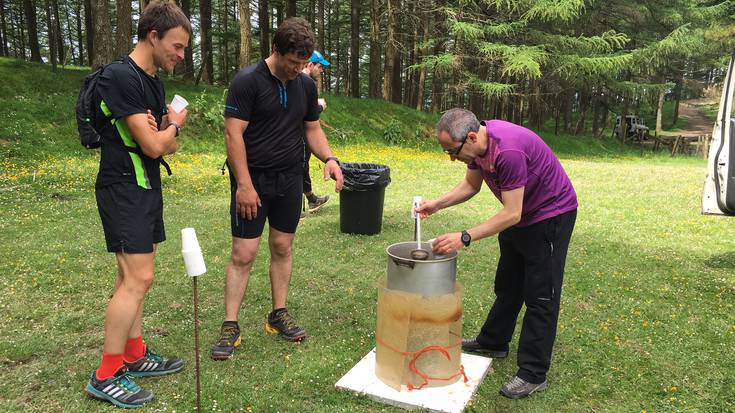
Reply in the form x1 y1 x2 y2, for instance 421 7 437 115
95 353 124 380
123 336 147 363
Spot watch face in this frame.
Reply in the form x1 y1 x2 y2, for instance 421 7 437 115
462 232 470 244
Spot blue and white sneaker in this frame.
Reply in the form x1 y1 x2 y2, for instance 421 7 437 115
85 368 154 409
124 348 185 377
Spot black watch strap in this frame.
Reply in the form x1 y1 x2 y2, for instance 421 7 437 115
461 230 472 247
170 122 181 137
326 156 340 166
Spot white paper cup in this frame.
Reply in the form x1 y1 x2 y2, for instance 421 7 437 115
182 249 206 277
171 94 189 113
181 228 200 251
181 228 206 276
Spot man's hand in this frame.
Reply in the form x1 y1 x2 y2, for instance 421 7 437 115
415 199 440 219
146 110 157 132
324 159 343 192
235 186 261 220
432 232 463 254
318 98 327 111
166 104 188 128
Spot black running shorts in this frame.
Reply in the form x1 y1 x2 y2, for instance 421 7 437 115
230 168 303 239
95 182 165 253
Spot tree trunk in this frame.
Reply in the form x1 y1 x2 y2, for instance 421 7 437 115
367 0 380 98
275 0 283 25
52 0 62 63
258 0 269 59
239 0 251 68
23 0 41 61
115 0 131 57
285 0 295 17
91 0 112 67
415 9 429 111
223 0 230 81
349 0 359 97
19 2 27 59
429 0 445 112
317 0 324 51
574 86 589 135
1 0 9 56
181 0 194 79
671 70 684 127
44 0 56 70
383 0 398 101
199 0 213 83
655 88 664 136
334 0 340 93
63 1 76 64
84 0 92 64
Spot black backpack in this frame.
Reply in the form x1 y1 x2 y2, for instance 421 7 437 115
75 59 172 175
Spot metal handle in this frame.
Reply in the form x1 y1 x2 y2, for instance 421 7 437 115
391 256 416 269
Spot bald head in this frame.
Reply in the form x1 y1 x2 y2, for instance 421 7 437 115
437 109 481 142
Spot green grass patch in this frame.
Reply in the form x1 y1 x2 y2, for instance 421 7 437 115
1 58 733 412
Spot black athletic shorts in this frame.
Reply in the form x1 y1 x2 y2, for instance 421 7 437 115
95 182 165 253
230 167 303 239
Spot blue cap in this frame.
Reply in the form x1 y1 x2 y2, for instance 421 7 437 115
309 51 331 67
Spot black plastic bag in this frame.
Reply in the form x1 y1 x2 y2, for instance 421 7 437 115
341 163 391 191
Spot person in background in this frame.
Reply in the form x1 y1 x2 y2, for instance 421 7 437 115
300 50 331 216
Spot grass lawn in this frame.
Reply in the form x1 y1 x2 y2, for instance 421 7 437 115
1 58 734 412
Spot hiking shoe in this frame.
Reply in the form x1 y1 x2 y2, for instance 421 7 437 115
265 308 307 341
461 338 508 358
307 194 329 212
125 348 185 377
85 368 153 409
211 322 241 360
499 376 548 399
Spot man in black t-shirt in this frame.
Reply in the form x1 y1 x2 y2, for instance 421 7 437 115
85 2 191 409
211 17 344 360
300 50 331 216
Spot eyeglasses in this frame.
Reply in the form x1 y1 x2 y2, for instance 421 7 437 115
443 137 467 156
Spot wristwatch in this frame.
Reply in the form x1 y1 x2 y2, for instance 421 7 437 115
325 156 340 166
461 230 472 247
170 122 181 137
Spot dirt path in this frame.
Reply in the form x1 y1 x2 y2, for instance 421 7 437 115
678 101 715 137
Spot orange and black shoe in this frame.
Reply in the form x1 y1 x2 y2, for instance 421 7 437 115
265 308 307 342
211 321 241 360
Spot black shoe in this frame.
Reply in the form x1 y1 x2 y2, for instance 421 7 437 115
211 322 241 360
85 368 153 409
307 194 329 212
500 376 548 399
265 308 307 342
461 338 508 358
125 348 185 377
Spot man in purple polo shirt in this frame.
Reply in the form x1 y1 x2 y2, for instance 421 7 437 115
416 108 577 399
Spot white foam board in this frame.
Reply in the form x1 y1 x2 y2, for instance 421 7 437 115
335 348 493 413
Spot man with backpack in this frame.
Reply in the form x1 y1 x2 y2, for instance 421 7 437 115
82 1 191 408
211 18 343 360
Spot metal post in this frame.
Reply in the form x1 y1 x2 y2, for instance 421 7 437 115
193 276 201 413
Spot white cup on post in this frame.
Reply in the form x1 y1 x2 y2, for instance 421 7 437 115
171 94 189 114
181 228 206 277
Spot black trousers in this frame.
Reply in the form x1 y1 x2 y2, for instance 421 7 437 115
477 209 576 384
302 144 312 194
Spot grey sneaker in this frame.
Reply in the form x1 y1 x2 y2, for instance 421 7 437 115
500 376 548 399
211 322 241 360
307 194 329 212
85 368 154 408
461 338 508 358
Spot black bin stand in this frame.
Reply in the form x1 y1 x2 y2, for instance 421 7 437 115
339 163 391 235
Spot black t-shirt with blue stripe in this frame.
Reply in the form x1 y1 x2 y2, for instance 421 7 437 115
225 60 320 172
